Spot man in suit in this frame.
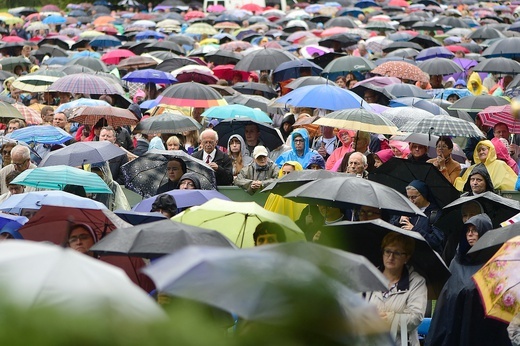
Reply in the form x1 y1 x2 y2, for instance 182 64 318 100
192 129 233 186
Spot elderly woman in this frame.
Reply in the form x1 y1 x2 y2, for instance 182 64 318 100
366 232 427 346
427 136 461 184
227 134 253 179
235 146 279 195
178 172 202 190
65 223 97 257
455 140 517 192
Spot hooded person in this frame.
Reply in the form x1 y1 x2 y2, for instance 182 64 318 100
454 79 467 89
325 129 354 170
279 113 296 142
178 172 203 190
275 128 319 169
492 137 519 174
462 163 496 196
227 134 253 178
455 140 517 192
427 213 511 346
468 72 489 95
234 145 279 195
306 154 326 170
90 162 131 211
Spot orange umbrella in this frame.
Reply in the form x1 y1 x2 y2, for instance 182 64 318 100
93 15 115 26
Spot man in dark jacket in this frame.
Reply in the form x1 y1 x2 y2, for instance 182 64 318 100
191 129 233 186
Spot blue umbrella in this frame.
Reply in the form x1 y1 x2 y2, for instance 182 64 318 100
11 165 113 194
336 7 364 17
73 50 102 59
0 190 107 214
43 57 72 65
202 104 272 123
272 59 323 84
113 210 167 225
432 88 472 101
133 189 230 212
415 47 455 61
8 125 72 145
389 97 449 115
43 15 67 25
136 30 166 40
90 35 122 48
122 69 177 84
139 98 159 110
354 0 379 8
0 213 28 239
55 98 111 113
274 84 373 111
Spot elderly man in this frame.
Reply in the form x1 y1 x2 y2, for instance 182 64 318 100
53 112 75 146
346 152 369 178
192 129 233 186
351 131 371 155
99 126 128 185
0 145 36 194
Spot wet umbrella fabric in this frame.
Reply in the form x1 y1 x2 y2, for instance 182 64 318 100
0 191 107 214
8 125 72 144
213 118 284 151
398 115 484 137
133 112 202 134
48 73 121 94
314 108 399 134
234 48 298 71
448 95 510 113
39 141 126 167
133 189 230 212
157 82 227 108
261 170 348 196
202 104 272 123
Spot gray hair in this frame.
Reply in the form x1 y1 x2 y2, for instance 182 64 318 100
11 145 30 160
405 186 418 192
199 129 218 142
349 151 367 165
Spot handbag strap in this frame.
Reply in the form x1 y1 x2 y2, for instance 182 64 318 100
390 313 408 346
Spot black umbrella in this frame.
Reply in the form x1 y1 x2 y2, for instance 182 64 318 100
261 170 348 196
322 219 451 299
467 222 520 263
369 158 461 208
482 37 520 58
234 48 297 72
409 34 443 48
399 14 425 28
448 95 510 112
382 41 423 53
224 93 275 113
213 118 283 151
90 219 237 259
473 57 520 75
145 40 185 55
232 82 277 99
468 26 505 40
133 111 202 134
318 33 361 50
285 76 336 89
284 176 425 217
311 52 347 69
32 44 69 59
436 16 470 29
39 141 127 167
167 34 196 47
204 49 242 65
66 57 108 72
121 149 217 197
411 21 446 31
146 50 179 61
156 57 202 72
38 37 71 51
417 58 464 76
324 16 357 28
385 48 420 59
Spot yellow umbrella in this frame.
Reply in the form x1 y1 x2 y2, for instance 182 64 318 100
80 30 105 38
3 17 24 25
473 235 520 323
199 38 219 46
185 23 217 35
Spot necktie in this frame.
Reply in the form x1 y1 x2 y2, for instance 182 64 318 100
206 155 211 163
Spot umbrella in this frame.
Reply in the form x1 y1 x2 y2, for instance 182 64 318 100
272 84 371 111
201 104 272 123
68 106 139 127
415 46 455 61
0 241 164 320
448 95 510 112
0 213 27 238
390 97 448 115
382 41 423 53
417 58 464 76
314 108 399 134
172 199 306 248
223 93 274 113
323 219 450 299
112 210 167 225
121 149 217 197
100 49 136 65
0 102 25 121
321 56 376 77
48 73 121 95
473 57 520 75
385 48 420 59
38 141 127 168
11 165 112 194
0 56 32 73
472 236 520 323
482 37 520 58
285 176 425 217
232 82 277 99
204 49 242 66
156 57 202 72
381 107 434 128
8 125 72 145
11 74 59 93
171 65 219 85
12 104 43 125
318 33 360 50
90 219 237 258
371 61 428 82
399 114 484 137
261 170 347 196
234 48 298 71
478 105 520 133
133 111 202 134
213 118 284 151
383 83 431 98
54 98 110 114
117 56 158 69
133 189 231 212
285 76 336 89
66 57 108 72
0 190 107 214
369 158 461 208
157 82 227 108
89 34 121 48
272 59 323 84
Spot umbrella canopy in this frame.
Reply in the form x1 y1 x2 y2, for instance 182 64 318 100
12 165 112 194
38 141 127 168
133 189 230 212
321 56 376 77
201 104 272 123
369 158 461 208
11 74 59 93
261 170 347 196
371 61 428 82
90 219 237 259
8 125 72 144
117 55 158 69
48 73 122 94
66 57 108 72
234 48 298 71
473 57 520 75
414 46 455 61
172 199 306 248
157 82 227 108
417 58 464 76
272 83 371 111
314 108 399 134
323 219 450 299
0 213 27 239
121 149 217 197
68 105 139 127
383 83 431 99
472 236 520 323
55 98 110 113
213 118 284 151
224 93 274 113
0 56 31 73
122 69 177 84
381 107 434 128
390 97 448 115
12 104 43 125
478 104 520 133
448 95 510 112
272 59 323 83
284 176 425 217
482 37 520 58
399 114 484 137
0 102 25 121
285 76 336 89
133 111 202 134
90 34 121 48
0 241 164 320
232 82 277 99
100 49 136 65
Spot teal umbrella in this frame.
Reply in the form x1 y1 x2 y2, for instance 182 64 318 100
201 104 272 123
11 165 112 194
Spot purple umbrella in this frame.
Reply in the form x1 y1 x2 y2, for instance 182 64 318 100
132 189 230 212
446 58 480 81
415 46 455 61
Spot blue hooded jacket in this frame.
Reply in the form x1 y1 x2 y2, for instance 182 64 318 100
275 128 318 168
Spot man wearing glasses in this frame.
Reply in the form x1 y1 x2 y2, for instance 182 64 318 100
0 145 36 195
275 128 318 168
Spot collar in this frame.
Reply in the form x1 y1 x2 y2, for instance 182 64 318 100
205 149 216 160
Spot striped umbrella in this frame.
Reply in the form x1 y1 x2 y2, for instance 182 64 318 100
12 75 59 93
157 82 227 108
478 104 520 133
48 73 121 94
314 108 399 134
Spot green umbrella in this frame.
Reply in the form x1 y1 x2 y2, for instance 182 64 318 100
172 199 306 248
11 165 112 194
0 101 24 120
0 56 31 73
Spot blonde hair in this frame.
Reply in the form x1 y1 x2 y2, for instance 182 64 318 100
166 135 181 148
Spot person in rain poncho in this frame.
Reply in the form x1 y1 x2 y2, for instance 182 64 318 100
227 134 253 179
90 162 131 211
275 128 319 169
325 129 354 171
454 140 517 192
467 72 489 96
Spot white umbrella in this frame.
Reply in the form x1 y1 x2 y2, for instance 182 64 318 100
0 241 165 320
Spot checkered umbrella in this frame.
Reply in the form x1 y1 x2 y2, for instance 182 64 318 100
381 107 434 128
12 104 43 125
371 61 428 82
478 104 520 133
48 73 121 94
69 106 139 127
399 115 485 137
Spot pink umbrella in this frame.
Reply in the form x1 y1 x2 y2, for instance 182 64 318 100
355 76 401 88
207 4 226 12
2 36 25 43
184 11 206 20
101 49 136 65
478 105 520 133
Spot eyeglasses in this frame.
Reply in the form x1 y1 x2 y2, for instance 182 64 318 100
383 249 407 258
68 233 92 244
12 159 28 169
436 145 449 150
407 195 421 201
359 210 381 217
466 228 479 235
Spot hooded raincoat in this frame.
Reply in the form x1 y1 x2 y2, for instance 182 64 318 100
462 163 495 195
454 140 517 192
227 134 253 177
275 128 319 168
468 72 489 96
325 129 354 170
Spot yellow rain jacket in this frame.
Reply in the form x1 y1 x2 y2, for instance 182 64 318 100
467 72 489 95
454 140 517 191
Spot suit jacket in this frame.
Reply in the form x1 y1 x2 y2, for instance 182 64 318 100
192 149 233 186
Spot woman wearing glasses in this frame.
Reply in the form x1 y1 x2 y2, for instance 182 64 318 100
366 232 427 346
65 223 97 257
427 136 461 185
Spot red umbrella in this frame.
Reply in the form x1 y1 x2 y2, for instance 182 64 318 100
220 40 252 51
241 3 264 12
95 25 119 35
184 10 206 20
320 26 351 37
69 105 140 127
371 61 429 82
478 104 520 133
12 104 43 125
445 45 470 53
212 64 249 82
131 13 155 20
388 0 409 6
101 49 136 65
2 36 25 43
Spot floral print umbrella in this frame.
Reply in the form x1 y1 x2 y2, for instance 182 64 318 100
371 61 429 82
